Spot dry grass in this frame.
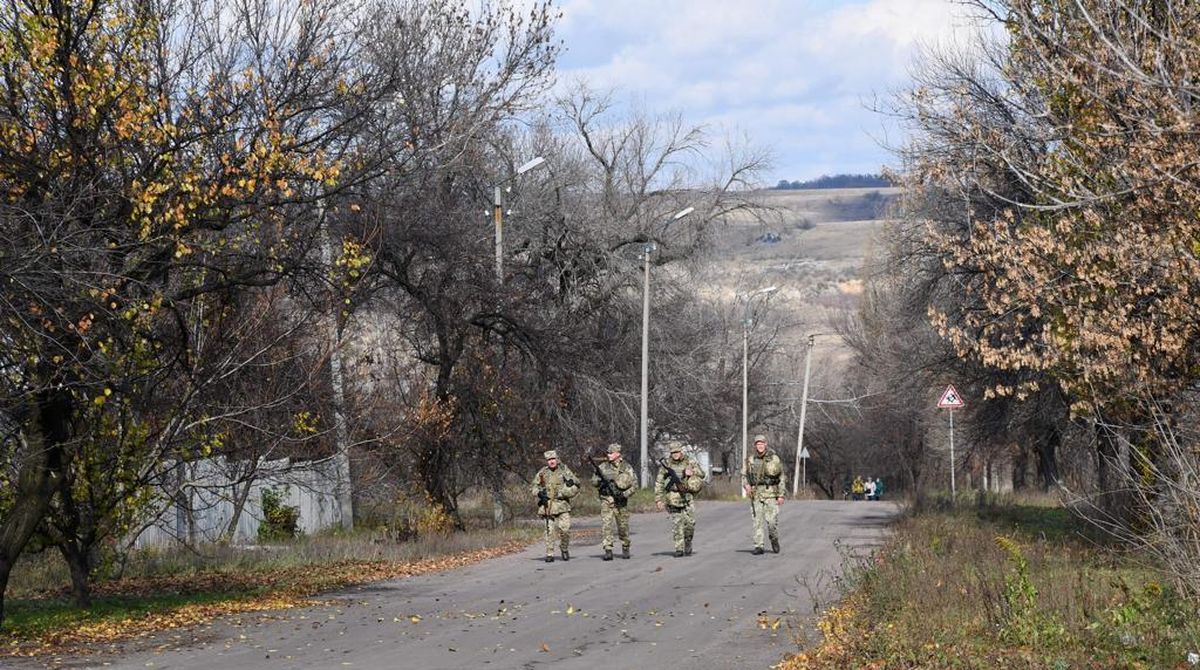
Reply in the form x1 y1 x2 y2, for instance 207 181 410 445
782 498 1200 669
7 526 539 601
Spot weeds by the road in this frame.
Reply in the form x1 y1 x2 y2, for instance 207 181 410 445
780 495 1200 669
3 526 538 657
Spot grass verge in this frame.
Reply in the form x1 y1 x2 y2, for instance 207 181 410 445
3 526 538 658
780 497 1200 670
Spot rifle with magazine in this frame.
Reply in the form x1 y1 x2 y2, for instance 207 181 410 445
589 456 628 508
658 458 687 494
537 472 551 538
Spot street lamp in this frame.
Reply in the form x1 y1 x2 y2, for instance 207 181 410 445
493 156 546 282
740 285 777 497
793 334 815 497
640 205 695 488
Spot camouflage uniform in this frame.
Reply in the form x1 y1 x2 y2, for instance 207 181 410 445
591 446 636 559
531 450 580 561
744 437 785 554
654 444 705 556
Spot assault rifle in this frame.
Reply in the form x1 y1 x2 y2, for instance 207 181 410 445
589 457 628 508
657 458 687 494
536 472 551 518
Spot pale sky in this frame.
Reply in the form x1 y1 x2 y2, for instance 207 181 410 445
553 0 985 184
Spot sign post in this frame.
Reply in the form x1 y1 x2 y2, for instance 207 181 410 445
799 447 810 490
937 384 964 495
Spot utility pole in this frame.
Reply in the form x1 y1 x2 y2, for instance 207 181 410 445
318 200 354 529
792 334 814 497
493 185 504 281
492 156 546 284
638 207 691 488
639 241 655 488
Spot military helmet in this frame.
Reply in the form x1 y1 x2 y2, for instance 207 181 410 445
543 449 558 460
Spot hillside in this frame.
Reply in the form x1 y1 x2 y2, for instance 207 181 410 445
700 187 899 371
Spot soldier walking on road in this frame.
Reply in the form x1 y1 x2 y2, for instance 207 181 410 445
531 450 580 562
591 443 636 560
744 434 785 554
655 441 704 557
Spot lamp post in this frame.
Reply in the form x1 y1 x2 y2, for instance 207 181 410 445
640 206 694 488
792 334 815 497
493 156 546 283
740 285 777 498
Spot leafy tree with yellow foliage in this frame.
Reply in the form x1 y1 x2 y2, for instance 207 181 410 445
0 0 386 624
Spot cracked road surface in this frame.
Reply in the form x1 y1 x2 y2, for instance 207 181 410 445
52 500 897 669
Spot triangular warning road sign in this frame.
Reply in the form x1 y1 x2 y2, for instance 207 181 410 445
937 384 964 409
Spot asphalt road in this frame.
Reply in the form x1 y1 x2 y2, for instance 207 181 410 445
46 500 898 670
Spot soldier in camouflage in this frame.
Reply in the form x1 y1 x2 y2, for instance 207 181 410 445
654 441 704 557
531 449 580 562
743 434 785 554
591 443 636 560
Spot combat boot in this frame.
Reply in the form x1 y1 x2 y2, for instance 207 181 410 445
674 549 684 558
771 536 780 554
561 548 570 561
751 546 765 555
621 546 630 559
545 555 554 562
684 538 693 556
603 549 613 561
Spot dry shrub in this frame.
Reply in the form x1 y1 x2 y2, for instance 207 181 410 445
383 491 455 541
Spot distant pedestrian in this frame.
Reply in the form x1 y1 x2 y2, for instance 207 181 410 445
851 476 865 501
874 477 885 501
531 450 580 562
743 434 785 554
865 477 876 501
591 443 636 560
655 441 704 557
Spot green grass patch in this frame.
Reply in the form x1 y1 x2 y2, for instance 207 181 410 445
783 496 1200 670
5 591 245 640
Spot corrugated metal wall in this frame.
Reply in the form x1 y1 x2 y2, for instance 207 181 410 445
132 455 344 547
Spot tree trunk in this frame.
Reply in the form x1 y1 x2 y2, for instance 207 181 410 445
0 389 73 628
46 471 96 608
1012 446 1029 490
1094 421 1135 525
490 479 507 526
1037 425 1061 491
420 439 464 531
222 466 257 543
0 555 16 628
58 540 93 608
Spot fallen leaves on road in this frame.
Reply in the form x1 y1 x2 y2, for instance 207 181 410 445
5 539 530 659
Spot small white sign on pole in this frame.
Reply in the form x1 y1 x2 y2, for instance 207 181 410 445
937 384 964 409
937 384 963 495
